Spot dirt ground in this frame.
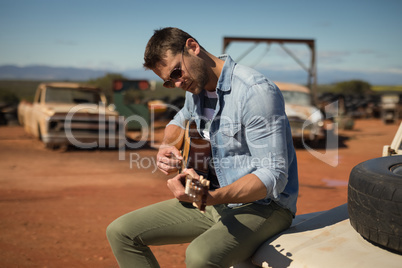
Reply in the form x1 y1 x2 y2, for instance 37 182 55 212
0 119 399 268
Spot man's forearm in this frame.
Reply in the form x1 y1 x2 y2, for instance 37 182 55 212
162 124 185 149
208 174 267 205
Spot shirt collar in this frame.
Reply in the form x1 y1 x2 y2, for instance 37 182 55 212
216 54 235 92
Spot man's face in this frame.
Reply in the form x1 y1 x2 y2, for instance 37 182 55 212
153 50 208 95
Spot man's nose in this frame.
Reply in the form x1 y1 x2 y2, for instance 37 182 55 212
174 79 183 89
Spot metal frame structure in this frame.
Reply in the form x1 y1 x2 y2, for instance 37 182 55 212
222 37 317 103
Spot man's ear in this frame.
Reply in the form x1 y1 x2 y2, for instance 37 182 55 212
185 38 200 56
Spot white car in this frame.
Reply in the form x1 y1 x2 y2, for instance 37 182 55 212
18 82 125 149
275 81 325 144
235 202 401 268
233 124 402 268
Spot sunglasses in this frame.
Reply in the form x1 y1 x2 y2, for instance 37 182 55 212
163 50 185 88
163 67 183 88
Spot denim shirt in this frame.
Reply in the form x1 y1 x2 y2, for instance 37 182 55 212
168 55 298 216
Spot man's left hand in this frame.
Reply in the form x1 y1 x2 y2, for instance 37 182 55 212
167 172 192 203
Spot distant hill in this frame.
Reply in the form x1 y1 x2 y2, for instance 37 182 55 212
0 64 401 85
0 65 108 81
0 65 158 81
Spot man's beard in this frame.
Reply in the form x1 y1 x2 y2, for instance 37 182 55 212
189 56 209 94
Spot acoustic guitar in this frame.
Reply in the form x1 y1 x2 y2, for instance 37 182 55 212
180 121 211 212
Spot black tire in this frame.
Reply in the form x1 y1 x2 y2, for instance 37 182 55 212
348 155 402 253
37 124 43 141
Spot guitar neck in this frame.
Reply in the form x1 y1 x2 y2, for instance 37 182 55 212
184 174 210 212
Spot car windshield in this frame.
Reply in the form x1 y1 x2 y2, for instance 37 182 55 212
281 91 312 106
45 87 101 104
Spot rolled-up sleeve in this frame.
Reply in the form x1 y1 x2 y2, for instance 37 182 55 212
167 92 193 129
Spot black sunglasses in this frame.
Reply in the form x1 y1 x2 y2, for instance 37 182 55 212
163 67 182 88
163 50 185 88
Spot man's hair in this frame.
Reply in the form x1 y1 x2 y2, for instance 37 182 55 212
143 27 204 70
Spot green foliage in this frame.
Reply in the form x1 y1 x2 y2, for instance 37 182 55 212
317 83 402 96
333 80 372 95
316 84 336 93
0 89 19 104
372 85 402 92
87 73 127 103
0 80 41 102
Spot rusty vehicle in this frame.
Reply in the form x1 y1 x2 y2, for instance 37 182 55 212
18 82 125 149
275 81 325 144
383 122 402 156
381 93 400 124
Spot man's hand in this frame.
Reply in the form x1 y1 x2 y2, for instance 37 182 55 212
167 172 192 203
167 169 210 211
156 145 183 175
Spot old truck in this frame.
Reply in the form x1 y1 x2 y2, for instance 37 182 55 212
112 79 154 132
275 81 326 144
18 82 125 149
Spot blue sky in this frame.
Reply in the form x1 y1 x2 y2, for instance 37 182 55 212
1 0 401 84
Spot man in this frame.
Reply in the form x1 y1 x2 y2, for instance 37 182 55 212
107 27 298 268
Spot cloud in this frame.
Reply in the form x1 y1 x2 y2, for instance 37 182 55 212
318 50 350 64
387 68 402 74
79 60 123 71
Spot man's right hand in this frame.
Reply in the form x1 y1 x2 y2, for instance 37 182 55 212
156 145 183 175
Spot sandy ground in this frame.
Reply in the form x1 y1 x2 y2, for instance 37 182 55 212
0 119 399 268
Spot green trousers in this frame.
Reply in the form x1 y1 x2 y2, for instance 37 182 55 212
106 199 292 268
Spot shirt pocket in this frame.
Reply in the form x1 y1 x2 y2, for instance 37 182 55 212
219 122 243 151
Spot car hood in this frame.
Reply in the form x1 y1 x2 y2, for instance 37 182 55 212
41 103 119 117
285 103 317 120
251 204 402 267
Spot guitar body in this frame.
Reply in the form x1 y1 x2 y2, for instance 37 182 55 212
181 121 212 177
180 121 211 212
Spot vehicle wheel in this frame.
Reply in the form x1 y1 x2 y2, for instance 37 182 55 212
348 155 402 253
18 113 24 126
37 124 43 141
37 124 55 149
